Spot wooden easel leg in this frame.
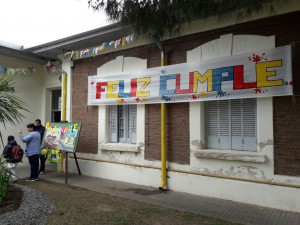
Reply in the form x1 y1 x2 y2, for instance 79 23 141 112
65 152 68 184
73 153 81 175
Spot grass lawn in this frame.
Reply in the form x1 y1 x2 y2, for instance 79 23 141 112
18 179 241 225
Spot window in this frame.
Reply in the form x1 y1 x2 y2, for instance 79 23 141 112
205 98 256 151
109 105 137 144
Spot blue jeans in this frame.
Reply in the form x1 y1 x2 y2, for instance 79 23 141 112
28 154 39 179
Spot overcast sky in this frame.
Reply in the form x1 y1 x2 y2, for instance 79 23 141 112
0 0 110 48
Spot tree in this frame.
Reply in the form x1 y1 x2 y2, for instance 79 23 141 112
88 0 286 44
0 76 28 146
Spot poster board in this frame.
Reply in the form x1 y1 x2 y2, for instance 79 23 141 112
42 122 82 153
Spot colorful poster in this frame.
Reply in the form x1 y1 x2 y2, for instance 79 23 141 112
88 45 293 105
42 122 82 153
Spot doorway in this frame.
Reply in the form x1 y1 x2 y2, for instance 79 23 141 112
51 89 61 122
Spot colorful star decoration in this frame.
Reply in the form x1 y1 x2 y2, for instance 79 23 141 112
191 94 198 100
253 87 265 94
248 53 267 63
116 98 125 103
160 69 167 74
216 90 229 98
199 92 208 97
161 95 174 102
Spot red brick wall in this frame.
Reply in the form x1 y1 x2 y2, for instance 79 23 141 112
72 59 98 153
273 96 300 176
72 11 300 173
145 103 190 164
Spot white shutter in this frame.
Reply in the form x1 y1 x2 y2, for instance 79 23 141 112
207 100 231 149
219 100 231 149
231 99 256 151
207 99 256 150
242 98 256 151
118 106 126 143
231 99 243 150
128 105 137 143
109 105 118 143
206 101 219 149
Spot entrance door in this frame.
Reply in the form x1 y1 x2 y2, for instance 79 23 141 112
51 89 61 122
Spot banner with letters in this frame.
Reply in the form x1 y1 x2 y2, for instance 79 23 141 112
88 45 293 105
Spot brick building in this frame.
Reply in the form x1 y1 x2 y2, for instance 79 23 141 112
26 1 300 212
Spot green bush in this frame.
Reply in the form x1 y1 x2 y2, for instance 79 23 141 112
0 155 11 203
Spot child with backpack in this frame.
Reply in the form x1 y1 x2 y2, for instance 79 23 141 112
2 135 24 183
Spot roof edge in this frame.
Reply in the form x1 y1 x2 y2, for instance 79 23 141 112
25 22 126 54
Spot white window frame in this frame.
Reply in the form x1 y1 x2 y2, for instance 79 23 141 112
109 105 137 144
192 98 271 163
97 56 146 152
188 34 275 159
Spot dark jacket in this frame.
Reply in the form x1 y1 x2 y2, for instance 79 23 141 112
35 125 45 144
2 140 21 163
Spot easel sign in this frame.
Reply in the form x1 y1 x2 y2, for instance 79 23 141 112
42 122 82 184
42 122 81 153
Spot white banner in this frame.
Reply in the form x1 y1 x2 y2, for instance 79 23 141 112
88 45 293 105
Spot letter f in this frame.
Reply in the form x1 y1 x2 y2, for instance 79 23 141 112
96 82 108 99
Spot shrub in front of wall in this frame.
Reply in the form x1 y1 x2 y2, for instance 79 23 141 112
0 156 11 203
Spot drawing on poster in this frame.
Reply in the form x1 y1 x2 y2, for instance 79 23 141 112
42 122 82 153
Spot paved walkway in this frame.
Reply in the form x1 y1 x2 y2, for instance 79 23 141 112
16 162 300 225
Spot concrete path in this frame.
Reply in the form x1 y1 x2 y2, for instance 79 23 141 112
16 162 300 225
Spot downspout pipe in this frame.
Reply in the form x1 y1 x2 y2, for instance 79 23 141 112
61 72 67 121
60 72 67 171
159 46 167 190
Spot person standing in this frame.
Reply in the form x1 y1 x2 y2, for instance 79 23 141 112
2 135 21 183
19 123 41 181
34 119 46 175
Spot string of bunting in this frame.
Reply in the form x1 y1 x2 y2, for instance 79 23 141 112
46 61 67 75
0 34 134 75
0 65 36 75
0 62 67 76
64 33 134 60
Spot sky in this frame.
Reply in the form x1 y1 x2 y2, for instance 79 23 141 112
0 0 110 48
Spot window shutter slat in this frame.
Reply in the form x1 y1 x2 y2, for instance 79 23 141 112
219 100 231 149
128 105 137 143
206 101 219 148
243 99 256 137
219 101 230 137
109 105 118 143
207 101 218 136
231 99 243 150
242 99 257 150
119 106 126 143
231 100 242 136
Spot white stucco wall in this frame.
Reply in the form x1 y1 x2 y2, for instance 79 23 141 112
40 65 62 123
0 55 61 149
